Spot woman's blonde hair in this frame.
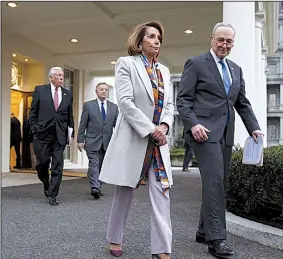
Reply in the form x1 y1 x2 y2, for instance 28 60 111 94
127 20 164 56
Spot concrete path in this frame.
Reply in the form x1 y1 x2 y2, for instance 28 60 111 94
2 170 283 259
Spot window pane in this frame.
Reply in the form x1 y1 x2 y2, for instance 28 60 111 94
268 93 277 105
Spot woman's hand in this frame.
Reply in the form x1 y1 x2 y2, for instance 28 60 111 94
151 124 168 146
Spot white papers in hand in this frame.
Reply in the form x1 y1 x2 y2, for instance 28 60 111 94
68 127 73 145
242 135 263 166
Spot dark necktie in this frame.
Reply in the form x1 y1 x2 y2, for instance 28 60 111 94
219 59 231 95
101 102 106 121
54 87 59 111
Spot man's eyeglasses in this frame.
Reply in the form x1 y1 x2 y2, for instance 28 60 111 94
214 37 234 47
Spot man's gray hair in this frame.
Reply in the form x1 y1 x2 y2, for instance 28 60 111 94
96 82 109 89
49 67 63 77
212 22 236 36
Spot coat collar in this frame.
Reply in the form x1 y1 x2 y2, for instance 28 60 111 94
132 55 169 104
133 55 154 103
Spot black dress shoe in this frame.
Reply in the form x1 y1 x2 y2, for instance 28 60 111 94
99 190 104 196
91 188 100 199
196 231 207 244
44 190 49 198
208 242 236 258
49 197 59 206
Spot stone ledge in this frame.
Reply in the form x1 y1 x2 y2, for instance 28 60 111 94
226 211 283 250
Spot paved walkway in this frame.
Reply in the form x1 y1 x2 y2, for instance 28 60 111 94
2 170 283 259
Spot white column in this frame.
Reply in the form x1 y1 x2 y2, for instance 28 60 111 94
2 34 12 173
255 11 267 147
223 2 257 147
261 50 268 147
280 84 283 105
0 8 2 177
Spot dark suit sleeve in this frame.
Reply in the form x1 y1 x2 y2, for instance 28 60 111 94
234 68 260 135
29 86 40 133
68 93 75 138
113 104 119 128
177 58 199 131
77 102 89 143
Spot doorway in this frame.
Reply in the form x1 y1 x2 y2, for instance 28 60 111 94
10 89 34 169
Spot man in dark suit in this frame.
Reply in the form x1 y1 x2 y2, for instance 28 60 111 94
29 67 74 206
177 23 264 258
10 113 22 169
77 82 118 199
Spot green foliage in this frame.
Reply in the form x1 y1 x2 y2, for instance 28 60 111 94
226 145 283 229
170 147 198 167
170 148 185 158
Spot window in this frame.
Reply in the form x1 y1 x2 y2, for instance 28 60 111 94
268 93 277 106
267 85 280 106
268 64 277 75
267 117 280 139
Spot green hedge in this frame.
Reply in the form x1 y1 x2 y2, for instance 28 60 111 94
226 145 283 229
170 148 198 167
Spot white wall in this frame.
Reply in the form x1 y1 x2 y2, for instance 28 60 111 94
84 76 117 103
2 32 13 173
76 75 117 168
1 31 83 172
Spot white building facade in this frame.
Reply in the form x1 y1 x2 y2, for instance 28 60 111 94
266 2 283 146
1 1 279 173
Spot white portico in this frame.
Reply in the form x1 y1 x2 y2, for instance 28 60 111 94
0 1 279 172
221 1 278 147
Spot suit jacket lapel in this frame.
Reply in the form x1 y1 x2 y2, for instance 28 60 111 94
133 55 154 103
105 101 112 123
226 60 236 97
205 52 226 96
57 87 66 111
45 84 55 111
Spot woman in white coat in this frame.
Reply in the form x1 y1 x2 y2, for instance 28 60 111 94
99 20 174 259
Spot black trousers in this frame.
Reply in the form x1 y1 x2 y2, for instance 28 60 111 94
10 142 21 167
191 128 232 241
183 143 194 169
33 127 65 198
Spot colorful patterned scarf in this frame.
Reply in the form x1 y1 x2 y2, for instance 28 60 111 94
138 54 170 194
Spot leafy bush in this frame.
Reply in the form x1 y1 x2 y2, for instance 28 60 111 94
226 145 283 229
170 148 198 167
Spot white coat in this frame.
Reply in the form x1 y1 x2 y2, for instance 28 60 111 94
99 55 174 188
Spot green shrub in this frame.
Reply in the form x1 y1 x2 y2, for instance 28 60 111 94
226 145 283 229
170 148 198 167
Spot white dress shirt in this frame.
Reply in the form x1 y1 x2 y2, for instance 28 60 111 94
50 83 62 106
210 49 232 84
97 98 107 113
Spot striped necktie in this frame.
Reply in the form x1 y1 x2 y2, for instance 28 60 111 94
219 59 231 95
